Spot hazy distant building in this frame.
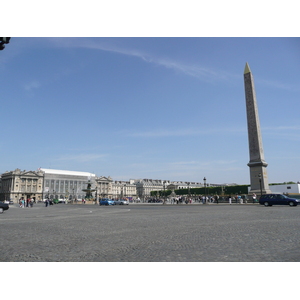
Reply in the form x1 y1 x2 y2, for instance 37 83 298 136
133 179 168 199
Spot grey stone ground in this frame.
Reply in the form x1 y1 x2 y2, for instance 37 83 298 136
1 202 300 262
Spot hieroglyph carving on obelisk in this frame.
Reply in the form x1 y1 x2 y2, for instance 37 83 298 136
244 62 271 194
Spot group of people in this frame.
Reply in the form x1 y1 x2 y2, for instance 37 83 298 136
164 194 255 205
19 197 35 208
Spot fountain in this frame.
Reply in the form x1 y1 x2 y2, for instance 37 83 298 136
82 177 96 201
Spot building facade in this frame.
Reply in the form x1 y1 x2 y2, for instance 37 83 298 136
0 168 44 202
112 180 137 199
95 176 113 199
1 167 223 203
40 168 96 201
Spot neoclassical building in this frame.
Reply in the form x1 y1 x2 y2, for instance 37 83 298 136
0 168 44 202
95 176 113 198
112 180 137 199
133 179 170 199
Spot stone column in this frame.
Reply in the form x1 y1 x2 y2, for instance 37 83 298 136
244 62 271 195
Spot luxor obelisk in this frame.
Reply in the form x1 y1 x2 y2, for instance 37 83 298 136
244 62 271 194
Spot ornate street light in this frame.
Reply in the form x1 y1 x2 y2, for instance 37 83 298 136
258 173 263 199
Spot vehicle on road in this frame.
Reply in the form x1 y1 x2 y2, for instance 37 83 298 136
99 198 115 206
0 202 9 213
114 199 129 205
259 194 300 207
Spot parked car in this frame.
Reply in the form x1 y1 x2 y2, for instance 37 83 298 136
99 198 115 206
259 194 300 207
114 199 129 205
4 200 13 204
0 202 9 213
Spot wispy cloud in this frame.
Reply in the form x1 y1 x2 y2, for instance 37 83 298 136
56 153 107 162
169 160 237 168
48 38 233 82
122 127 246 138
263 125 300 141
263 125 300 131
259 79 299 92
23 80 41 91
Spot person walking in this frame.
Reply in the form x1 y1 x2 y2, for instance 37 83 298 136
229 196 232 205
238 195 243 204
215 195 219 204
252 193 257 203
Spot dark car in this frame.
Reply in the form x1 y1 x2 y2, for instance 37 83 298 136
259 194 300 207
0 202 9 213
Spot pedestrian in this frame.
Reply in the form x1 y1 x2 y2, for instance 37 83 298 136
30 199 34 208
215 195 219 204
252 193 257 203
238 195 243 204
26 198 30 207
45 199 49 207
229 196 232 205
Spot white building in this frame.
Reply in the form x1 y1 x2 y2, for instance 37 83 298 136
41 168 96 201
269 184 300 195
248 183 300 195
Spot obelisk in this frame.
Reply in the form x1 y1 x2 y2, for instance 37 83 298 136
244 62 271 194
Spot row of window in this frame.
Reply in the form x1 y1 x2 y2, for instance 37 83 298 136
45 180 86 193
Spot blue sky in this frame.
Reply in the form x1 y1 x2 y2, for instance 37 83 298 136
1 37 299 184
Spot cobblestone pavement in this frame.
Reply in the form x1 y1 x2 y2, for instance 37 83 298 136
1 203 300 262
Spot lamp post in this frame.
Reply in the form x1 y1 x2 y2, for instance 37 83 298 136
95 187 98 205
258 173 263 199
163 181 166 205
186 182 190 204
203 177 207 204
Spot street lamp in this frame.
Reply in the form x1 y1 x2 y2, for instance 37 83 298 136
186 182 190 204
258 173 263 199
203 177 207 204
95 187 98 205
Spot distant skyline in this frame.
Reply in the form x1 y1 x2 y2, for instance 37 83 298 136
1 37 299 185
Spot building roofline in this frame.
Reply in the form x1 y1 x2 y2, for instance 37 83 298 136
40 168 96 177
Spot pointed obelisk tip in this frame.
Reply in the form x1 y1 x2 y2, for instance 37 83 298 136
244 62 251 74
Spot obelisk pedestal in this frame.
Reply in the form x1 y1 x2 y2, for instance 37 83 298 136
244 63 271 195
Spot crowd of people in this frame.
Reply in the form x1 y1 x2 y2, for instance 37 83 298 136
19 197 35 208
146 193 258 205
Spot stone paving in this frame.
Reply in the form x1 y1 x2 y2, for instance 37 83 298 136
1 202 300 262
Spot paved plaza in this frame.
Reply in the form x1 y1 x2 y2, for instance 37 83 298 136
1 202 300 262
